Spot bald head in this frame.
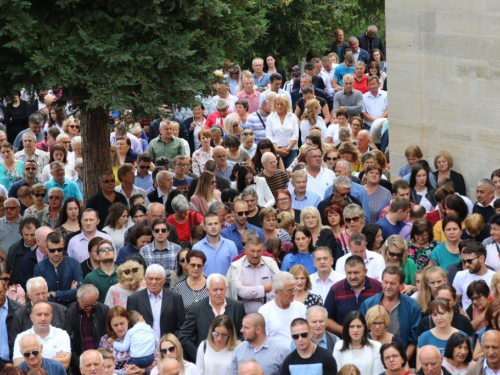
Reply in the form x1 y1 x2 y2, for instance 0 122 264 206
158 358 180 375
238 359 264 375
245 313 265 329
213 146 226 157
80 350 104 375
419 345 442 375
483 330 500 369
44 94 56 106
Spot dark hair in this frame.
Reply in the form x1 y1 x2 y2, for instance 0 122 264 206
442 214 462 231
382 266 406 284
380 342 407 369
223 134 241 149
409 162 433 190
236 165 254 193
368 61 381 77
324 205 344 226
129 194 145 207
444 195 468 222
176 248 189 276
443 332 472 364
165 190 183 216
55 197 81 228
88 236 104 253
137 153 152 164
462 241 487 258
466 280 490 299
391 179 410 194
251 138 277 172
106 306 130 338
436 284 457 300
362 223 381 251
104 202 129 228
410 218 434 242
291 226 314 255
345 255 365 269
428 298 452 314
221 188 240 203
186 249 207 265
235 99 249 112
491 214 500 227
130 204 147 219
152 217 168 230
0 261 12 286
341 311 371 351
125 253 147 270
19 217 41 234
190 226 206 244
269 72 283 82
49 144 67 163
46 231 63 245
129 225 153 249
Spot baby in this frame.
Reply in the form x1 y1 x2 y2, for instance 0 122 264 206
108 310 158 368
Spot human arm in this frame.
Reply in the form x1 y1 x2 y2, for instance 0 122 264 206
406 343 416 362
236 280 271 300
112 330 132 352
321 103 330 124
294 105 302 119
361 111 376 123
195 342 206 375
53 351 71 369
324 290 343 336
177 308 199 361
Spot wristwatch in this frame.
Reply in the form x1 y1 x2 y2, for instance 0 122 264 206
49 291 56 298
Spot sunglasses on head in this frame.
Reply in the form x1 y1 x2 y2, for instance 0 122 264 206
345 216 360 224
123 267 139 275
160 347 176 355
48 247 64 253
154 228 168 233
23 350 40 358
291 332 309 340
236 211 250 217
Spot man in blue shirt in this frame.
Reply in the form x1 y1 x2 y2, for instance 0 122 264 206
44 161 83 206
376 197 410 240
134 153 154 191
252 58 270 88
288 170 321 211
16 334 66 375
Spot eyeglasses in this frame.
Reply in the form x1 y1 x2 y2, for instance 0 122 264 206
345 216 360 223
471 295 485 302
23 350 40 358
81 302 97 308
242 132 254 136
101 179 115 184
236 211 250 217
123 267 139 275
371 321 386 326
189 263 204 269
462 256 480 265
326 157 338 161
25 167 37 171
211 180 217 185
0 276 10 282
277 198 290 203
277 287 297 295
98 246 114 253
387 251 403 258
384 354 401 361
69 125 80 129
48 247 65 253
334 190 350 198
4 206 18 211
179 258 186 263
211 332 229 340
154 228 168 233
33 193 46 198
291 332 309 340
48 196 61 200
139 165 151 169
160 347 176 355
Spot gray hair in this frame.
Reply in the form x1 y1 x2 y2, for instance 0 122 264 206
56 133 69 142
75 157 83 168
156 170 170 182
238 359 262 374
338 127 352 141
50 160 65 170
242 229 258 238
216 99 229 111
76 284 99 300
241 187 258 200
147 202 164 215
477 179 495 189
300 74 313 82
261 151 275 164
343 204 365 221
80 350 104 367
22 131 37 142
272 272 295 291
367 25 378 32
145 264 166 278
305 147 321 157
20 334 42 351
71 136 82 147
335 159 353 173
291 169 307 181
306 305 328 319
207 273 227 289
35 226 52 240
26 277 48 295
252 57 264 65
208 202 227 214
348 36 359 44
343 73 354 81
4 197 20 207
209 125 223 135
48 187 64 197
171 195 190 212
355 61 366 68
334 175 352 190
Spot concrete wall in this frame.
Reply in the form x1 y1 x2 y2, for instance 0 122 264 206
385 0 500 197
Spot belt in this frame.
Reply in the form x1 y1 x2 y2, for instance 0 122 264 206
247 298 264 302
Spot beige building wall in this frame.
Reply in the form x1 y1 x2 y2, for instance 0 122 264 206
385 0 500 197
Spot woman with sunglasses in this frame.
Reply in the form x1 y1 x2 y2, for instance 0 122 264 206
102 202 132 252
104 260 145 308
196 315 239 375
174 250 209 316
240 129 257 158
191 172 222 216
0 260 25 304
54 197 81 242
23 183 47 218
151 334 198 375
337 204 366 257
250 138 285 174
281 225 315 274
323 149 340 171
170 249 190 291
381 235 417 294
62 117 80 142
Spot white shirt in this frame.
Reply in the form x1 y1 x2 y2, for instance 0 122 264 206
326 124 342 146
259 89 292 107
335 250 386 280
321 68 335 95
310 270 346 302
486 242 500 271
452 269 495 311
213 94 238 112
299 117 327 143
115 184 149 205
304 167 335 199
265 112 299 149
13 325 71 360
196 342 232 375
362 89 387 127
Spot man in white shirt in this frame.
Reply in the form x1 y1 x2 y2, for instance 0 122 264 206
303 147 335 199
335 233 385 280
213 81 238 112
361 76 388 129
259 73 292 107
310 247 345 302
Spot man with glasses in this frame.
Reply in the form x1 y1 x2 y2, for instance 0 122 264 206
283 318 337 375
318 175 364 223
34 232 83 305
0 278 23 372
13 300 71 369
14 132 49 181
287 169 321 211
332 52 355 92
44 160 83 206
56 133 73 158
333 73 363 120
135 153 154 191
8 159 40 198
15 333 66 375
172 155 192 196
246 99 272 142
148 120 186 165
66 284 109 374
258 272 306 348
37 187 64 229
0 198 22 260
13 113 45 152
257 152 289 196
83 240 118 303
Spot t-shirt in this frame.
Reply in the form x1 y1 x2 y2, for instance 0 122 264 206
166 211 204 243
430 243 461 272
417 330 467 354
452 269 495 311
376 216 405 240
258 301 307 348
282 346 338 375
173 176 193 195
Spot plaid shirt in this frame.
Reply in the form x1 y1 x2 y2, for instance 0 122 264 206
139 241 181 274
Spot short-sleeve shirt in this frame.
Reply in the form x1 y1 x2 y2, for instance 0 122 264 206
296 97 328 118
430 243 461 272
167 211 204 243
282 346 338 375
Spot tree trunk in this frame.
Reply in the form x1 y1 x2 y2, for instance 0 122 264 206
81 106 111 201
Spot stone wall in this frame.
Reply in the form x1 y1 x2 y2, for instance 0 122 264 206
385 0 500 197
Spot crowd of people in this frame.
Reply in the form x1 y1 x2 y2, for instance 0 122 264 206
0 24 498 375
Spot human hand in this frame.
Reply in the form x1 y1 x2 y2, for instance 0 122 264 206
71 280 78 289
107 337 115 345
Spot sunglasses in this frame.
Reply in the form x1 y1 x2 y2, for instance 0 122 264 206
291 332 309 340
154 228 168 233
23 350 40 358
242 132 254 136
139 165 151 169
387 251 403 258
179 258 186 263
189 263 203 269
345 216 360 224
0 276 10 282
211 332 229 340
236 211 250 216
123 267 139 275
33 193 46 198
98 246 114 253
462 256 480 265
4 207 18 211
69 125 80 129
25 167 37 171
160 347 176 355
326 157 338 161
48 247 65 253
101 179 115 184
334 190 350 198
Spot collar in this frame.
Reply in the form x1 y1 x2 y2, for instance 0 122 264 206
311 333 327 345
477 197 496 208
209 298 227 310
96 264 118 276
148 289 163 299
243 257 264 268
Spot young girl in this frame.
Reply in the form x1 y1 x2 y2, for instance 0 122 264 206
368 61 387 89
299 99 327 143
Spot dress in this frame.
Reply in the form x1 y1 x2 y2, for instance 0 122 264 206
303 292 323 308
104 284 146 308
192 148 213 177
174 278 209 315
0 162 24 190
407 240 438 269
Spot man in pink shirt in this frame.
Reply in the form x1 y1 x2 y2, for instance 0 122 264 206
237 76 260 113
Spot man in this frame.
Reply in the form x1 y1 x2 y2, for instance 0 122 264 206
348 36 370 65
294 85 330 123
465 330 500 375
333 73 363 119
282 318 337 375
187 160 231 200
320 56 336 95
326 28 350 63
332 52 355 92
288 169 322 211
148 120 186 164
56 133 73 159
208 201 229 228
110 121 143 154
357 25 386 57
232 313 290 375
44 161 83 205
361 76 388 129
220 201 265 255
290 75 329 110
14 132 49 180
19 227 51 291
15 334 66 375
0 198 23 260
9 159 40 198
236 76 261 114
399 205 426 241
148 170 174 205
13 113 44 151
257 152 290 195
453 241 495 311
473 179 496 222
352 61 369 94
67 209 115 262
178 273 245 361
309 247 345 302
360 267 421 360
171 155 193 195
417 345 452 375
378 180 414 219
238 359 265 375
302 147 335 199
36 127 60 153
251 57 270 88
376 197 411 240
258 272 306 347
6 217 40 286
226 235 280 313
13 301 71 369
292 306 339 352
83 241 118 303
292 62 326 92
157 358 180 375
115 163 148 205
148 106 187 143
134 153 154 191
37 187 64 229
79 350 104 375
213 80 238 111
259 73 292 106
127 264 185 339
324 255 382 335
75 157 84 195
239 100 271 144
356 130 373 154
0 279 22 371
212 145 235 181
205 99 233 129
66 285 109 374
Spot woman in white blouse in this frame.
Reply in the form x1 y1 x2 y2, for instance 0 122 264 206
333 311 385 375
265 94 299 168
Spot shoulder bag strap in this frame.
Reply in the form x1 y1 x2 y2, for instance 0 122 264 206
256 112 266 129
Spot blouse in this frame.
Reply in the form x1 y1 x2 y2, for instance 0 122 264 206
196 342 233 375
366 185 392 223
174 278 209 315
299 117 328 143
7 284 26 305
192 148 213 177
54 225 79 242
0 161 25 190
281 252 316 275
407 240 438 269
104 284 146 308
102 224 132 252
265 112 299 149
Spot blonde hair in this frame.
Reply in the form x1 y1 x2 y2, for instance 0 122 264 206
301 99 320 126
116 261 144 288
193 171 216 202
109 145 122 168
300 206 325 232
272 94 292 113
223 113 241 135
237 70 253 93
289 264 312 290
492 271 500 299
434 150 454 169
159 334 185 374
381 235 408 266
416 266 446 313
338 142 362 164
464 214 484 237
62 117 80 133
365 305 390 327
277 211 295 229
207 315 239 351
338 364 361 375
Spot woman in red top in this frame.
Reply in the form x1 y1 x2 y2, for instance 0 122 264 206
167 194 204 243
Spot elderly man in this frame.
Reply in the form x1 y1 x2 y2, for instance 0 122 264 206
148 120 186 164
318 175 365 222
302 147 335 199
417 345 452 375
358 25 386 56
0 279 22 371
14 132 49 180
309 247 345 302
127 264 185 339
349 37 370 65
232 313 290 375
8 159 40 198
66 285 109 374
257 152 290 195
67 209 115 262
115 163 148 205
291 306 339 352
258 272 307 348
0 198 23 260
172 155 193 195
466 330 500 375
83 241 118 303
79 350 104 375
212 146 235 181
157 358 180 375
44 161 83 205
15 334 66 375
56 133 73 158
178 273 245 361
13 113 44 151
251 57 270 88
361 76 388 129
326 29 350 63
13 300 71 369
356 130 374 155
238 359 265 375
237 76 261 114
147 170 174 205
37 187 64 229
332 52 355 92
335 233 385 279
290 74 329 110
226 235 280 313
473 179 496 222
333 73 363 119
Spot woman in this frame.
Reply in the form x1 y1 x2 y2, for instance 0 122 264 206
0 261 25 304
372 150 390 181
434 194 468 242
167 195 204 243
365 306 404 347
265 236 292 267
364 164 392 223
175 250 209 315
466 280 491 331
416 265 448 313
191 172 222 216
23 183 47 218
209 125 224 147
368 61 387 88
325 204 344 239
491 169 500 200
102 203 132 251
265 94 299 168
62 117 80 141
151 334 198 375
472 298 500 360
54 197 81 241
433 151 466 196
338 364 361 375
289 264 323 307
275 189 301 223
381 235 417 293
363 223 384 253
250 138 285 173
409 163 437 213
300 206 336 250
263 53 287 87
104 261 145 308
323 149 340 171
170 249 190 291
116 137 138 164
196 315 238 375
299 99 327 143
277 211 297 239
110 145 122 186
492 271 500 300
358 153 376 181
223 135 251 164
130 204 147 225
0 142 24 189
442 332 474 375
370 48 387 73
46 106 66 132
234 100 250 125
41 144 76 182
5 91 30 142
192 130 213 177
429 215 462 271
240 129 257 158
350 116 363 144
258 207 292 242
129 123 148 153
186 103 206 152
281 225 315 274
115 225 153 265
337 204 366 257
232 165 274 207
68 136 82 164
333 311 384 375
326 107 350 146
338 142 363 174
380 343 409 375
407 218 438 269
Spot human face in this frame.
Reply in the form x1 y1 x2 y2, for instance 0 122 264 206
241 317 258 342
382 273 402 299
341 152 353 162
313 249 334 274
98 243 115 262
491 223 500 243
327 210 341 228
50 110 57 121
110 316 128 339
89 244 100 263
383 347 404 372
373 51 381 61
291 176 307 195
67 119 80 136
444 221 461 242
266 56 275 68
153 223 169 243
244 243 263 267
160 341 177 359
415 169 427 188
368 78 379 95
47 240 65 264
493 176 500 196
48 191 63 208
174 159 189 176
82 211 99 233
413 231 430 247
243 78 254 92
431 307 452 328
204 216 221 237
407 156 420 168
349 318 364 342
307 310 327 339
275 100 286 114
370 316 387 338
66 202 80 220
262 215 277 231
252 59 263 74
350 242 366 259
131 209 146 223
213 150 227 168
234 201 249 226
146 272 166 296
23 136 36 152
344 213 363 233
354 64 365 78
294 272 307 292
29 122 42 135
207 279 227 306
160 123 173 140
471 293 489 311
386 245 404 263
304 215 318 232
345 263 367 289
276 193 291 212
213 326 229 347
306 149 323 168
24 162 38 180
270 79 282 93
435 156 449 172
483 333 500 369
396 188 411 201
334 163 349 177
147 206 164 225
21 224 37 248
1 147 13 162
461 252 483 274
369 67 379 76
80 351 104 375
102 359 114 375
31 302 52 331
276 282 296 305
426 272 446 295
343 78 354 93
436 289 456 309
21 336 42 368
51 164 66 184
294 231 311 253
303 92 315 102
420 349 442 375
366 169 381 185
335 29 344 42
188 256 204 278
350 120 362 136
357 134 370 151
337 115 349 127
313 62 323 75
200 134 211 148
374 229 384 250
349 40 359 52
324 151 338 169
77 292 98 315
477 184 495 206
59 136 71 152
28 284 49 302
291 323 311 351
158 174 174 191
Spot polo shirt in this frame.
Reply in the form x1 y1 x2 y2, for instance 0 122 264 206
0 216 22 256
221 223 266 254
362 89 388 127
85 191 128 230
353 74 369 94
17 358 66 375
44 178 83 204
134 172 154 191
147 135 185 164
83 265 119 303
231 336 290 375
192 236 239 275
115 184 148 205
288 189 322 211
335 250 386 280
67 230 116 262
13 325 71 360
252 72 270 87
236 91 261 114
303 167 335 199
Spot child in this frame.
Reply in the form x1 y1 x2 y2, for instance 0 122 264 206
108 311 157 368
97 348 116 375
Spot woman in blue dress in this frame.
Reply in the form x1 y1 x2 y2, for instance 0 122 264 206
281 225 316 274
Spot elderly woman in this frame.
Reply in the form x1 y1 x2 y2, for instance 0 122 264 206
224 134 251 164
192 130 213 177
432 151 466 196
209 125 224 147
174 250 208 315
104 261 145 308
62 117 80 140
364 164 392 223
289 264 323 307
338 142 362 174
240 129 257 158
223 113 243 138
23 183 47 218
265 94 299 168
380 343 409 375
275 189 301 223
167 195 204 243
337 204 366 257
234 99 250 125
277 211 297 238
67 136 82 164
0 142 24 189
365 305 405 346
258 207 292 242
